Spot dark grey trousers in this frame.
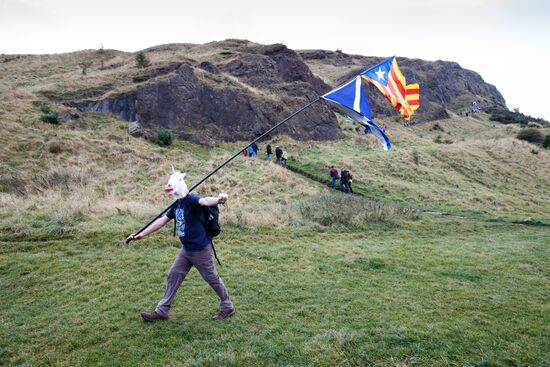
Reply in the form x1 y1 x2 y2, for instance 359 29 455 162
155 243 233 317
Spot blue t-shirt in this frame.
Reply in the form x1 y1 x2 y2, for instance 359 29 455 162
166 194 211 251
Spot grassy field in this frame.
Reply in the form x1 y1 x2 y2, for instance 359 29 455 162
1 218 549 366
1 48 549 366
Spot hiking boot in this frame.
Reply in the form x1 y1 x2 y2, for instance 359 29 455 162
140 311 168 322
211 308 235 321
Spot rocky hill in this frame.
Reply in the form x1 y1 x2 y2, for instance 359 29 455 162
72 41 340 144
2 39 507 143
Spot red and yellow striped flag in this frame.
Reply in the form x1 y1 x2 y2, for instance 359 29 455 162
361 57 420 120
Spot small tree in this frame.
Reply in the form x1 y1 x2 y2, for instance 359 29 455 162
79 61 92 75
542 134 550 149
156 127 172 147
135 52 150 69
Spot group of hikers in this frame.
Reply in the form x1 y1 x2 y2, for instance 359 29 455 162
244 143 287 166
329 166 354 194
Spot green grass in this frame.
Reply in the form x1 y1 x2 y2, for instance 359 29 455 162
1 45 549 366
1 218 548 366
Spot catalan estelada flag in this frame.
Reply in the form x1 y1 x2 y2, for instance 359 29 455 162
361 56 420 120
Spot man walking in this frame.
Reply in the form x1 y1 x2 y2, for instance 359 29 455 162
329 166 339 189
266 144 273 161
275 145 283 165
340 168 351 193
127 170 235 322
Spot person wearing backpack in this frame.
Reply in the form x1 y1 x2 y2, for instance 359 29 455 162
340 168 351 193
127 170 234 322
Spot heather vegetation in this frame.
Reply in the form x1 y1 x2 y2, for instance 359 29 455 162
486 106 549 126
0 46 549 366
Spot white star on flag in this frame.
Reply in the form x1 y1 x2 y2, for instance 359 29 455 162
375 67 385 80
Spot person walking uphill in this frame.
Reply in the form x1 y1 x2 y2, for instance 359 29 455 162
251 142 259 157
329 166 339 189
127 169 235 322
275 145 283 165
266 144 273 161
340 168 351 193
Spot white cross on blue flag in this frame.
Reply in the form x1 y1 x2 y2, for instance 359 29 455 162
322 76 391 151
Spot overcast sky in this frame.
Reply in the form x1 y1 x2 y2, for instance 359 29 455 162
1 0 549 120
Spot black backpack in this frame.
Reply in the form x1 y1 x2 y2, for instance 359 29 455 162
201 205 221 238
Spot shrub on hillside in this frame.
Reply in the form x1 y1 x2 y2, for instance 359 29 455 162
542 134 550 149
516 128 543 144
79 61 92 75
41 112 60 124
487 107 534 125
48 142 62 154
412 150 420 165
430 122 444 131
40 102 50 114
39 102 60 125
156 127 173 147
135 52 151 68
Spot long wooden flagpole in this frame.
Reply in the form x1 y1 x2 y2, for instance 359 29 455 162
126 97 321 244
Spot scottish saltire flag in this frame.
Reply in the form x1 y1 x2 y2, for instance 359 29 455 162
322 76 391 151
361 56 420 120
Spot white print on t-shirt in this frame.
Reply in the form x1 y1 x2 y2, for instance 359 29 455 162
176 208 185 238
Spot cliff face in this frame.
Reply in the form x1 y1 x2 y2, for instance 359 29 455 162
76 42 342 143
70 40 507 142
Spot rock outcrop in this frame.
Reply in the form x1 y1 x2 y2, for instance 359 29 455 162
72 40 507 142
77 42 342 143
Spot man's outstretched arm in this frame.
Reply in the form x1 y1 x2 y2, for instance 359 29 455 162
126 215 171 242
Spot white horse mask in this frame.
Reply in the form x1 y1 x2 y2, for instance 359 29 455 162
165 166 189 199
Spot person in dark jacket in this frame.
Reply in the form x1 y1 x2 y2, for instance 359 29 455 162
266 144 273 161
275 146 283 164
127 169 235 322
340 168 351 193
329 166 339 189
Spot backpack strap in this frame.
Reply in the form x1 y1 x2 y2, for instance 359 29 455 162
211 240 222 266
